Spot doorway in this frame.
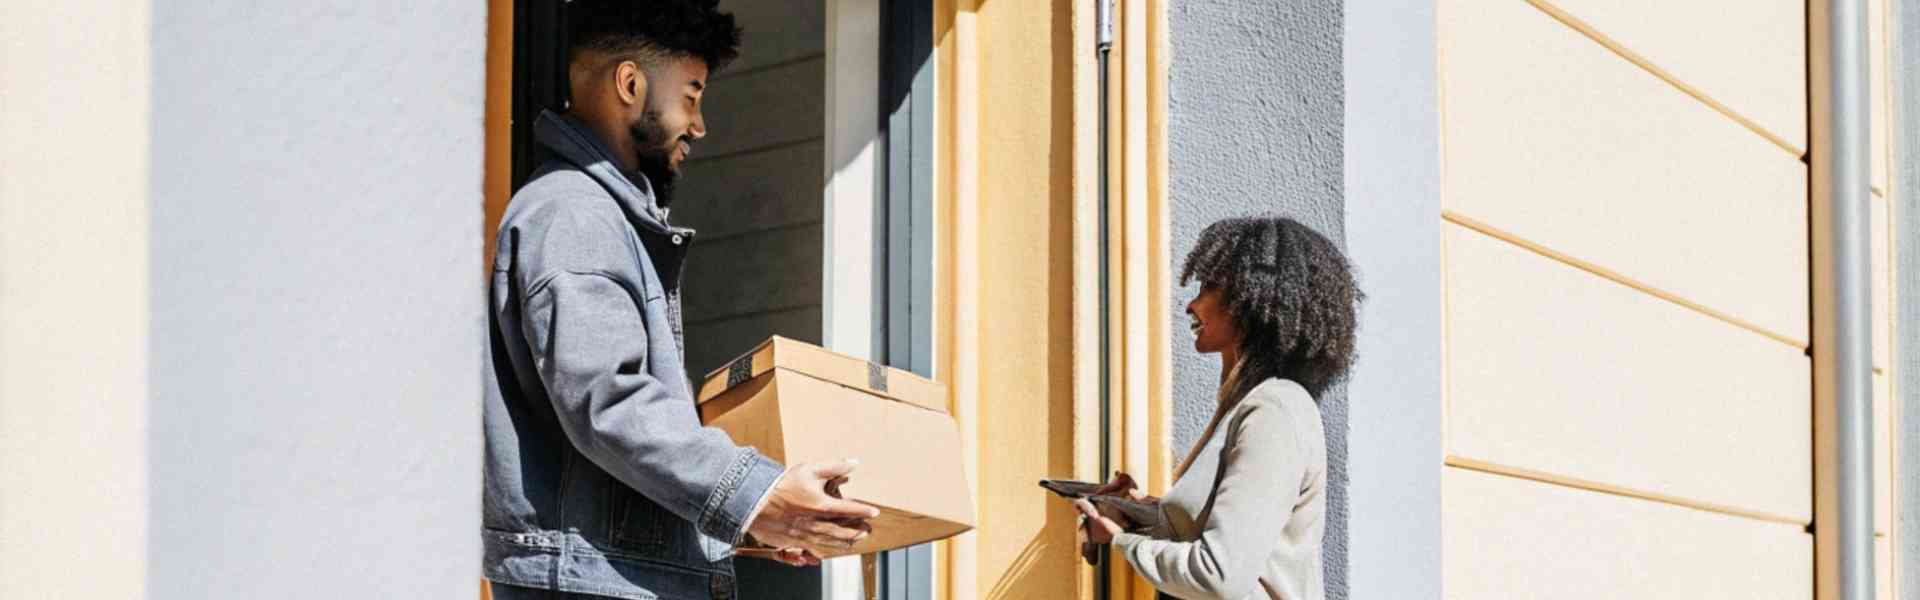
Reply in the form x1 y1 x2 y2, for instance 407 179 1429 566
496 1 934 598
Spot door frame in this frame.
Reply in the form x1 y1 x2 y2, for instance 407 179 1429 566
822 0 937 598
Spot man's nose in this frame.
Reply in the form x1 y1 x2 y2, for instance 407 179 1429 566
687 111 707 140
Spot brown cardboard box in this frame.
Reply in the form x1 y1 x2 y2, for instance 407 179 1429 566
697 336 974 558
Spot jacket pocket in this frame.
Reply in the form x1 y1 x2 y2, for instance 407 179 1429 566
608 488 675 557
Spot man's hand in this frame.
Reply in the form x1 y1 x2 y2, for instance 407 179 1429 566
736 546 825 567
747 460 880 553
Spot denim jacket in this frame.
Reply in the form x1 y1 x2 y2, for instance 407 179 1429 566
483 111 784 600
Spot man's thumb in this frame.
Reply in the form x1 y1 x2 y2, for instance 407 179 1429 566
812 458 860 480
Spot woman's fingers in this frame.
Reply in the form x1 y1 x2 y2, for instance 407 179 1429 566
1073 498 1099 517
1090 472 1139 496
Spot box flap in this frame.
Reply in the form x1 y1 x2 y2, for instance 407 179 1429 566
697 336 948 414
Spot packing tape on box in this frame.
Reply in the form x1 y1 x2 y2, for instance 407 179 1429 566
867 361 888 392
727 354 754 388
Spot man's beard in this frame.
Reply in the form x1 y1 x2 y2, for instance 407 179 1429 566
628 111 680 208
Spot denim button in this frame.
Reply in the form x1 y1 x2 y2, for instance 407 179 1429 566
671 234 684 245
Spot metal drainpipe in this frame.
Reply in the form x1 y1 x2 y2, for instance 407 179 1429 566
1095 0 1114 598
1810 0 1875 597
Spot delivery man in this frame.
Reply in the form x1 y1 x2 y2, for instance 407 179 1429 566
481 1 877 598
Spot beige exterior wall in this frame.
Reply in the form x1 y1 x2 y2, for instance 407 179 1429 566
0 2 151 598
1444 467 1811 598
1441 0 1900 596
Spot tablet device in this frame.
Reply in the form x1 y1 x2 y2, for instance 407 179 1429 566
1038 478 1104 499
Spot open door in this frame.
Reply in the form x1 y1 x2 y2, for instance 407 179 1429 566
491 1 932 599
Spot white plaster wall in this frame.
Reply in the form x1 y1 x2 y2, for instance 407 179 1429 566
145 3 486 597
0 1 152 597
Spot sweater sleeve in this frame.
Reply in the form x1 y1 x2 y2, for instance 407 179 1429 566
1112 403 1304 600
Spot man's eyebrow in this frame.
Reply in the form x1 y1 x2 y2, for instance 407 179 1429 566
689 79 705 92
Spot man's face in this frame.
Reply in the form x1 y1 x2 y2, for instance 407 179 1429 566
627 56 709 204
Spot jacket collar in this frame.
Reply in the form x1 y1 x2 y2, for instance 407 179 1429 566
533 110 689 236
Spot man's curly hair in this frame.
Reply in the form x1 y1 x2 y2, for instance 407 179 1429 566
567 0 743 73
1181 217 1362 400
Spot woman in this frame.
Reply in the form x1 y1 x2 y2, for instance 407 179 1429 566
1076 216 1360 600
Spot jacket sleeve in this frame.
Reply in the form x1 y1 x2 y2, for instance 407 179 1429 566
519 230 782 546
1112 403 1302 600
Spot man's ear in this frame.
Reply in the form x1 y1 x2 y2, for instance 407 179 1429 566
616 61 647 107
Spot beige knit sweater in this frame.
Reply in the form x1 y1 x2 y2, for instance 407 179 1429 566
1113 378 1327 600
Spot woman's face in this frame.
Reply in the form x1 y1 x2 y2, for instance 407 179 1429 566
1186 283 1239 355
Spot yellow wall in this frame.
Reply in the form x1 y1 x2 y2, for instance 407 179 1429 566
933 0 1172 598
1440 0 1898 597
935 0 1094 597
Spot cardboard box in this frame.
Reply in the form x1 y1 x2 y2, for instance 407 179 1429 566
697 336 974 558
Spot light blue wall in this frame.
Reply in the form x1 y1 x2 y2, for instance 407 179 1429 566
1342 0 1444 598
1894 0 1919 594
146 4 486 598
1167 0 1348 595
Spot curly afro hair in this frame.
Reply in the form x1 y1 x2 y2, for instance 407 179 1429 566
1180 216 1362 400
567 0 744 73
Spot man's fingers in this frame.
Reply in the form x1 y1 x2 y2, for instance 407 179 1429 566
809 496 881 520
750 530 803 551
802 517 871 545
776 548 820 567
811 459 860 481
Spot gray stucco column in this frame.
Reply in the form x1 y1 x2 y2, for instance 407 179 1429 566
1167 1 1348 596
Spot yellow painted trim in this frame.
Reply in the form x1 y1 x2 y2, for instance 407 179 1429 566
1445 456 1809 527
1120 0 1151 519
481 2 512 599
1522 0 1806 158
1442 211 1811 350
482 0 513 268
1111 1 1173 598
1068 2 1103 595
1144 0 1174 515
933 0 980 598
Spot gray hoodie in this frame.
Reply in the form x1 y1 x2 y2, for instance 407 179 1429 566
482 110 781 600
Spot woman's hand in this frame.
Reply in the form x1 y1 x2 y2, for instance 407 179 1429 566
1089 472 1138 498
1089 472 1158 503
1074 498 1125 544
